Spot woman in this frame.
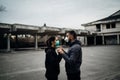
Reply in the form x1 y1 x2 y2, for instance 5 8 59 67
45 36 62 80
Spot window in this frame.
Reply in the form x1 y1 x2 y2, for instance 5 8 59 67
106 23 116 29
111 23 116 28
96 24 101 32
106 24 110 29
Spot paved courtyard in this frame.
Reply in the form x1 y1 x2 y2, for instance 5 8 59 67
0 45 120 80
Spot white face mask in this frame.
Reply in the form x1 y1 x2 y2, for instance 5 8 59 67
64 37 69 42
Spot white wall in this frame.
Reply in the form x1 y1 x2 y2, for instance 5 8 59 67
101 24 106 30
116 22 120 28
85 25 96 33
100 22 120 33
77 36 85 45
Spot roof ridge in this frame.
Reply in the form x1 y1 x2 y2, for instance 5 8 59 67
109 10 120 17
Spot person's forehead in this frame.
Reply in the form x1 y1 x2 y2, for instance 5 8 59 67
66 33 71 37
66 33 70 35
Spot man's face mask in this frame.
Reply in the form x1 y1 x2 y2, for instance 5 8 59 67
64 37 69 42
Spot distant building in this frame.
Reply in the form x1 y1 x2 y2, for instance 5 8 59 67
82 10 120 45
0 23 88 51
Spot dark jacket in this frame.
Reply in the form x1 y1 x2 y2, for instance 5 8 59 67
45 47 62 78
61 40 82 74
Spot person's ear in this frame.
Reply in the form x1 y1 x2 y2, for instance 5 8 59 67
51 41 54 44
51 41 53 44
70 35 74 39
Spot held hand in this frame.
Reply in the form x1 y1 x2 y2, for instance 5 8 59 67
57 48 64 54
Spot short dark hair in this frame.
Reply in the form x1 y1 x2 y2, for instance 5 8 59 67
67 30 77 39
46 36 55 47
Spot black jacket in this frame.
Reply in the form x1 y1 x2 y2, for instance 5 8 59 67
45 47 62 77
61 40 82 74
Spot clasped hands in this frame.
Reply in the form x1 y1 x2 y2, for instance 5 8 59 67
57 46 64 54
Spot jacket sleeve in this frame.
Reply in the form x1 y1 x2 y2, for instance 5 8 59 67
61 45 81 65
57 54 62 63
46 49 61 64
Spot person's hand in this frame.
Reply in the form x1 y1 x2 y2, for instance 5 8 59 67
57 47 64 54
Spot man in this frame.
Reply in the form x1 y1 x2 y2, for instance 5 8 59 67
57 30 82 80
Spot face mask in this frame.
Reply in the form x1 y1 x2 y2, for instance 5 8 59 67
64 37 69 42
56 40 60 47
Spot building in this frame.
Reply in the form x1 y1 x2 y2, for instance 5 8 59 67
0 23 88 51
82 10 120 45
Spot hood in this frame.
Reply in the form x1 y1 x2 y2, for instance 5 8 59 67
45 47 55 53
45 48 49 53
69 40 81 47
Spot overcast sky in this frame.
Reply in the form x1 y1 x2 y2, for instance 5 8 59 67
0 0 120 29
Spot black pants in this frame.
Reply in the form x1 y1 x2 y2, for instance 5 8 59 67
46 76 58 80
67 71 81 80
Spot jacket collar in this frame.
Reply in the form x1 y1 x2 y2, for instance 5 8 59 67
69 39 81 47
